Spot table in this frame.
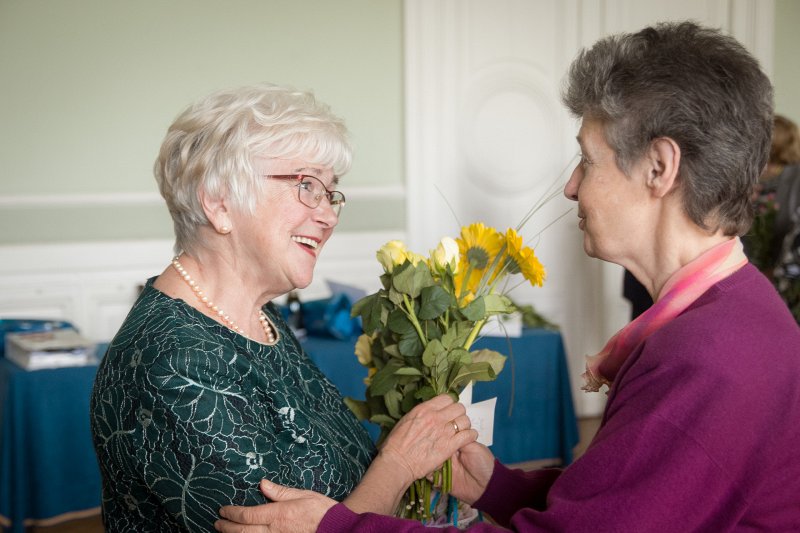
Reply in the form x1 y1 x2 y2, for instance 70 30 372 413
303 328 579 466
0 358 101 532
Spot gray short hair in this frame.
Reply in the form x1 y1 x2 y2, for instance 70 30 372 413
562 21 773 236
154 83 352 254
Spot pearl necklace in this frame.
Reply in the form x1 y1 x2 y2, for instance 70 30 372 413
171 256 278 344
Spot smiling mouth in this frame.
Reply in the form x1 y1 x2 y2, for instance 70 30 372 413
291 236 319 250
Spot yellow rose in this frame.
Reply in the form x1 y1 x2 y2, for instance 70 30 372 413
430 236 459 274
354 333 373 366
376 240 408 273
363 366 378 386
406 250 426 267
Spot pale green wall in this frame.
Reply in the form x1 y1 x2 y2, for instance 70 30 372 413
775 0 800 124
4 1 799 246
0 0 404 244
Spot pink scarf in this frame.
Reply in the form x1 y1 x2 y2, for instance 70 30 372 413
582 238 748 392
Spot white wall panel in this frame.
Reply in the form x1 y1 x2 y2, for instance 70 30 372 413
404 0 774 416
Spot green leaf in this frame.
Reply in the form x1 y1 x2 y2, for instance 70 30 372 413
388 308 415 335
461 296 486 321
414 385 436 402
398 331 423 358
351 292 377 318
448 361 496 390
471 348 508 376
440 321 472 349
421 320 443 341
388 287 405 305
369 414 398 427
354 295 388 334
418 285 451 320
421 338 445 367
370 361 403 396
393 261 435 297
447 348 471 365
384 389 403 419
435 349 451 383
401 383 419 413
366 393 387 416
482 294 516 315
343 397 370 421
394 367 424 376
383 343 401 358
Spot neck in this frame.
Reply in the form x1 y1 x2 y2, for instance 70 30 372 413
625 208 732 301
169 253 278 344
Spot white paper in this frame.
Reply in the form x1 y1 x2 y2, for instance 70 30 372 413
459 383 497 447
459 382 473 405
465 398 497 447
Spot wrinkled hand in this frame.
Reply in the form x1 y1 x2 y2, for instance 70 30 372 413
379 394 478 485
215 479 336 533
449 441 496 504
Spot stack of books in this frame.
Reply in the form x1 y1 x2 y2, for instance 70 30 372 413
5 328 96 370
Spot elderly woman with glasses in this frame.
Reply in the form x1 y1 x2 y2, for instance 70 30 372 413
90 84 475 532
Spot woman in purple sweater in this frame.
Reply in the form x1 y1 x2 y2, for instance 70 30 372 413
215 21 800 533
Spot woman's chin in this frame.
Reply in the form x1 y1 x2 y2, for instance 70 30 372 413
291 274 314 291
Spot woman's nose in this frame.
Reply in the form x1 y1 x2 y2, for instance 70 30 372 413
563 166 580 201
314 200 339 228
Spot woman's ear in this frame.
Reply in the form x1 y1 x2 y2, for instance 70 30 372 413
646 137 681 198
198 188 233 235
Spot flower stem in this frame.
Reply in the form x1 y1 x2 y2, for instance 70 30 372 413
402 294 428 348
463 318 486 350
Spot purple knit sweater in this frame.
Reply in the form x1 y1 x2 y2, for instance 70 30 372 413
318 264 800 532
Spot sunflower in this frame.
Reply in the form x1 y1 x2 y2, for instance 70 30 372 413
454 222 504 301
503 228 546 287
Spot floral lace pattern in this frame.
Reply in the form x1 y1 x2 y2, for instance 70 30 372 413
90 279 375 532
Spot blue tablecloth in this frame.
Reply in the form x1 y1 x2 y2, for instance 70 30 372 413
302 328 579 466
0 358 101 531
0 328 578 531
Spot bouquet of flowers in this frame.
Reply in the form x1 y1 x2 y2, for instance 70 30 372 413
345 222 545 523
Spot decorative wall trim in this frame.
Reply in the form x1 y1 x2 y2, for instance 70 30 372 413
0 192 163 208
0 230 401 342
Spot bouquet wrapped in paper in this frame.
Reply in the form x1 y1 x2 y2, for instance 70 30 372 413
346 222 545 523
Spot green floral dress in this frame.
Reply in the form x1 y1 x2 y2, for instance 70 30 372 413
90 278 376 532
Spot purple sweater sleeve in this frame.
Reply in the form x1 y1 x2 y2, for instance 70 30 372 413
317 462 562 533
318 268 800 532
472 461 562 525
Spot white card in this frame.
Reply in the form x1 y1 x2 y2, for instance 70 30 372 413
459 382 474 405
459 383 496 447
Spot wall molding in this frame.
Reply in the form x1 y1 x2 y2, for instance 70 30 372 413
0 230 402 342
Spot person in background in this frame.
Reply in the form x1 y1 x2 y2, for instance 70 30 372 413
89 84 475 532
744 114 800 322
744 114 800 272
215 22 800 533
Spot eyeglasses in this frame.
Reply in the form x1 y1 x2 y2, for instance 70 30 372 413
265 174 346 216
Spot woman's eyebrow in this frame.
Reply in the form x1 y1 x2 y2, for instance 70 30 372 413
292 167 322 175
293 167 340 187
